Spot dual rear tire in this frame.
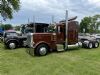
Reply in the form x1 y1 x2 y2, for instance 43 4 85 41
93 42 99 48
88 42 99 49
88 42 93 49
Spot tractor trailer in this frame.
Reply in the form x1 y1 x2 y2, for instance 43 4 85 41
26 11 99 56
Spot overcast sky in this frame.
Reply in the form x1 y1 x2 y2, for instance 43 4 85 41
1 0 100 25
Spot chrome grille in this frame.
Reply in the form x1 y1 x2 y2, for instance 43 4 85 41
26 33 33 47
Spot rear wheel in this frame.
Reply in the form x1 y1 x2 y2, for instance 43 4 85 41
94 42 99 48
96 39 100 43
88 42 93 49
34 44 49 56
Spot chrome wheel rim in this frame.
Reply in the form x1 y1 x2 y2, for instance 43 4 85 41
9 43 16 49
39 47 47 55
89 43 92 48
95 43 98 47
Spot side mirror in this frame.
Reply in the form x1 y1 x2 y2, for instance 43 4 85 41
3 33 6 38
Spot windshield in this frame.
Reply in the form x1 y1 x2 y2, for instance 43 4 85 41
6 32 17 37
47 25 56 33
25 28 34 33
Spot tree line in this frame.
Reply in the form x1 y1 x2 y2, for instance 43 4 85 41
79 15 100 34
0 24 20 31
0 24 13 30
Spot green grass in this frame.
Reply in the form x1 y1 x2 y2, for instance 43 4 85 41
0 43 100 75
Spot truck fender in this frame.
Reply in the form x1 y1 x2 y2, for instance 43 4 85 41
34 41 50 50
6 39 19 44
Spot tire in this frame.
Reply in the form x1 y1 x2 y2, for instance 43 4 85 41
93 42 99 48
34 44 49 56
88 42 93 49
7 41 17 49
96 39 100 43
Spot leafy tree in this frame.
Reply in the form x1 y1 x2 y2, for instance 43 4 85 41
0 24 13 30
80 16 92 33
92 15 100 33
80 15 100 34
0 0 20 20
14 25 20 31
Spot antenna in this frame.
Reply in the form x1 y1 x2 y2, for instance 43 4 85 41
28 18 30 24
52 15 54 25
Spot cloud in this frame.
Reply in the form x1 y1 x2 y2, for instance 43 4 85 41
21 0 66 15
1 0 100 25
88 0 100 7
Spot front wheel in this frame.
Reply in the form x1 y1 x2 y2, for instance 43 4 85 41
34 44 49 56
7 42 17 49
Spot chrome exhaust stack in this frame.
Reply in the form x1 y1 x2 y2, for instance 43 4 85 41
65 10 68 50
64 10 81 50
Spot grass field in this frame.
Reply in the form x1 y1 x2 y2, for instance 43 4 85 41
0 43 100 75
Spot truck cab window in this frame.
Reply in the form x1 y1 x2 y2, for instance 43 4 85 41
60 27 64 32
48 26 56 33
58 26 60 33
57 26 64 33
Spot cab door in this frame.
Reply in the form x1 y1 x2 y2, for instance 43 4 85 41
56 25 65 44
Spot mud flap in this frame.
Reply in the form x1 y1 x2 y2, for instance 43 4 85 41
27 48 34 56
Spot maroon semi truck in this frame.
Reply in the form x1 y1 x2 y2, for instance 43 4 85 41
26 16 83 56
26 12 99 56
